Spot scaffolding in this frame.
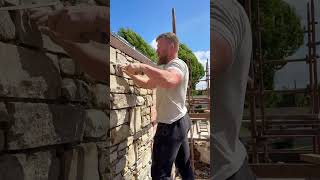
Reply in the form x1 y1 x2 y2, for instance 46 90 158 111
186 58 211 171
243 0 320 177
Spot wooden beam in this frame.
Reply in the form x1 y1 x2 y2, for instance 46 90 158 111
301 154 320 164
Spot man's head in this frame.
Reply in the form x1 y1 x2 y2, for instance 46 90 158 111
156 32 179 65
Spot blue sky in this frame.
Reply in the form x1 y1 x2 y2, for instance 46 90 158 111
111 0 210 89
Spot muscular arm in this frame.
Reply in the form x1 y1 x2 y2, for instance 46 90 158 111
127 74 156 89
212 31 234 78
139 64 182 89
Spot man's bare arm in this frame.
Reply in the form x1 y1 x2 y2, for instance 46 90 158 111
212 31 233 77
139 64 182 88
128 74 156 89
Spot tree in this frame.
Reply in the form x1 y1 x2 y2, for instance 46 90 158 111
118 28 158 61
249 0 304 108
259 0 304 90
178 44 205 89
117 28 205 89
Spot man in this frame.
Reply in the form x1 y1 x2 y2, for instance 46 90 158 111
29 5 109 81
121 32 194 180
211 0 256 179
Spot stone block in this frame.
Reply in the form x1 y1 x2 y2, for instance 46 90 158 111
84 109 108 139
61 79 90 102
110 124 130 146
110 109 129 129
0 150 60 180
134 87 148 95
145 95 153 106
91 84 108 108
111 94 136 109
63 143 99 180
13 6 66 54
0 42 61 99
112 156 126 175
126 144 137 168
129 107 142 135
110 75 130 93
59 57 82 76
0 11 15 40
6 103 85 150
141 107 151 116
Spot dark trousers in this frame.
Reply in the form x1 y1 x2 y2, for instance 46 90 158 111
151 114 195 180
226 158 256 180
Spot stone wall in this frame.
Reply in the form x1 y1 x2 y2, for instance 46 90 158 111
0 0 130 180
109 35 155 179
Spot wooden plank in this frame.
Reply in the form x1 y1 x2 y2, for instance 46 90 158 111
189 113 210 119
301 154 320 164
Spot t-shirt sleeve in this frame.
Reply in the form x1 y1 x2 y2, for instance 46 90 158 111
211 0 243 59
166 60 185 77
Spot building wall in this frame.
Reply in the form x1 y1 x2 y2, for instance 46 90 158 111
109 37 155 179
0 0 154 180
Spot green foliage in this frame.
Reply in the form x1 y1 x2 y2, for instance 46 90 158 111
117 28 205 89
178 44 205 89
245 0 304 108
118 28 158 61
259 0 304 90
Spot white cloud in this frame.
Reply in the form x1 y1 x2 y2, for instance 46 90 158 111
193 50 210 90
150 39 157 50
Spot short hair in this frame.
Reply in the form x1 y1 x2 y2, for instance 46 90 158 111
156 32 180 50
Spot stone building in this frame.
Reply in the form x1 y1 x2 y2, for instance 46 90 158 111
0 0 155 179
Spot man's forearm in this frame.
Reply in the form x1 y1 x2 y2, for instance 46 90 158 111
129 74 155 89
140 64 177 88
59 40 108 81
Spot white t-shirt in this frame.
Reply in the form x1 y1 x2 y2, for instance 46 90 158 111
156 58 189 124
211 0 252 179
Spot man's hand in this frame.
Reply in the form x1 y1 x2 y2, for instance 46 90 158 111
120 63 143 76
29 6 102 42
28 7 53 26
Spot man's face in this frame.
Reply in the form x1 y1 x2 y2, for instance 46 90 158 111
156 38 172 65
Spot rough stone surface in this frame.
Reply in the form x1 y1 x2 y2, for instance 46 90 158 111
141 115 150 128
62 79 89 102
136 96 145 106
117 136 133 151
0 151 60 180
0 102 10 122
145 95 153 106
110 124 130 146
61 78 77 100
0 130 4 151
130 107 142 134
91 84 108 108
0 42 61 99
135 87 148 95
110 109 129 129
59 58 80 75
113 156 126 175
63 143 99 180
126 144 136 168
111 94 137 109
0 11 16 40
13 9 66 54
84 109 107 139
110 75 130 93
7 103 85 150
